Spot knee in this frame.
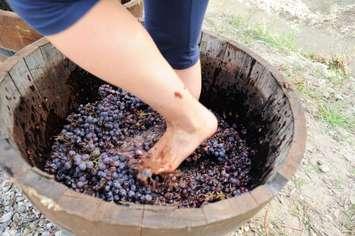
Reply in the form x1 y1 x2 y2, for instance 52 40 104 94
144 0 208 69
161 45 200 70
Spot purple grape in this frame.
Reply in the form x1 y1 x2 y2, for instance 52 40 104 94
128 191 135 198
79 162 86 171
86 161 94 169
45 83 253 208
82 154 90 161
68 150 76 156
64 162 72 170
145 194 153 202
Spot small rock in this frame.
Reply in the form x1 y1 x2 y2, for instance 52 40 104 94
2 229 16 236
317 160 330 173
343 154 352 162
16 196 25 202
55 230 73 236
3 203 12 209
310 230 317 236
325 214 332 222
22 228 32 236
0 212 13 223
41 231 50 236
288 188 296 197
0 181 13 192
334 94 344 101
319 165 330 173
17 203 26 213
55 230 63 236
234 230 242 236
46 223 55 230
350 192 355 205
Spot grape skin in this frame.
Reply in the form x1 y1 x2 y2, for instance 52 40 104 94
45 84 253 207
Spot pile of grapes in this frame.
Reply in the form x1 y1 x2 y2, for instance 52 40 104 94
45 84 253 207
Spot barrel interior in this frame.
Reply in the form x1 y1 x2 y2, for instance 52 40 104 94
9 34 293 195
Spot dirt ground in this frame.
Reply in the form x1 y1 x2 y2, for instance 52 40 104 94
0 0 354 235
205 0 354 235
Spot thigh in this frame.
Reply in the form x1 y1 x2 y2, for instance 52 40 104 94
9 0 98 35
144 0 209 69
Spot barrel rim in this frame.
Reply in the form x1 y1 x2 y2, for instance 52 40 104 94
123 0 142 8
0 31 306 230
0 9 42 52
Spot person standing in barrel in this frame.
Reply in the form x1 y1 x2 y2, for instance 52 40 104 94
8 0 217 174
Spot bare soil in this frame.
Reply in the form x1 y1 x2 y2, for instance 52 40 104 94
205 0 354 235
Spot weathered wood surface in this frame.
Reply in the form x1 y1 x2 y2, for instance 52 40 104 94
0 10 42 52
0 32 306 236
0 47 14 64
0 0 141 53
0 54 7 62
123 0 143 18
0 0 11 11
0 72 21 140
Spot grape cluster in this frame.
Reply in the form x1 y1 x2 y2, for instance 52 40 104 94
151 118 252 207
46 85 160 203
46 84 253 207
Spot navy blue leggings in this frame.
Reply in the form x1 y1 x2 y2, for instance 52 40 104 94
144 0 208 69
9 0 209 69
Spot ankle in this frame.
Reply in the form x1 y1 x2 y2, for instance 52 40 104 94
170 107 218 135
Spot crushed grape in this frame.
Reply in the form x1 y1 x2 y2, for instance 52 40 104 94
45 84 253 207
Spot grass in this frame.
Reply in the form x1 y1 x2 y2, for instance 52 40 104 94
306 54 349 76
281 65 354 135
327 56 348 76
342 204 355 234
318 104 349 128
204 9 355 236
303 162 322 175
293 75 354 132
245 25 296 51
318 102 355 132
211 13 354 132
332 177 345 191
294 78 320 99
325 69 350 86
305 53 350 85
226 15 297 52
281 58 354 131
351 167 355 176
291 200 314 233
293 177 306 189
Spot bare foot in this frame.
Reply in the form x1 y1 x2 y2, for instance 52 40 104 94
139 108 217 174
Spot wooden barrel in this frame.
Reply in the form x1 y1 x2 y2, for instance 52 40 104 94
0 10 41 53
0 0 10 11
123 0 143 18
0 31 306 236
